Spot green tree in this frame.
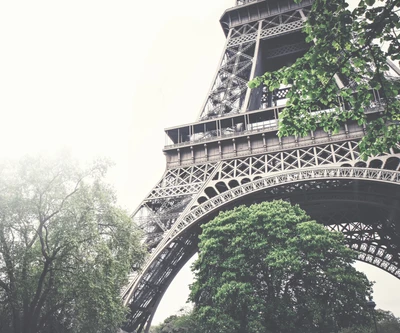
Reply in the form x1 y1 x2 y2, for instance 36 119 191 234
0 154 146 333
189 200 373 333
249 0 400 159
150 310 199 333
375 310 400 332
338 310 400 333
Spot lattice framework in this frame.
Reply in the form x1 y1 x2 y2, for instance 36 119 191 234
121 0 400 330
198 8 310 120
122 163 400 333
171 166 400 236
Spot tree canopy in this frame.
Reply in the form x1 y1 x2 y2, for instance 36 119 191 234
338 309 400 333
249 0 400 159
149 309 198 333
0 155 146 333
189 201 373 333
151 308 400 333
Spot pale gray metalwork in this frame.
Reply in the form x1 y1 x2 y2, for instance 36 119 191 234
123 156 400 332
121 0 400 331
236 0 259 5
264 41 309 59
131 163 217 250
169 166 400 236
197 6 311 120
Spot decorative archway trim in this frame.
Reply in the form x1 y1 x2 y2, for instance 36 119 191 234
123 166 400 304
172 166 400 238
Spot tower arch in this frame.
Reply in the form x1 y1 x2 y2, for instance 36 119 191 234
122 166 400 332
121 0 400 330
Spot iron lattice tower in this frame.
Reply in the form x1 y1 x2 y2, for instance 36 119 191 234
122 0 400 332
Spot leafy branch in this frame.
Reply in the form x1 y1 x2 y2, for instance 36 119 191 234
249 0 400 159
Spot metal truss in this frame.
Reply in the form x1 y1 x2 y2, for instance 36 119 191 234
199 39 256 119
330 222 400 277
130 163 217 251
131 140 387 254
236 0 258 5
227 9 309 48
121 0 400 330
197 8 310 120
259 10 307 40
302 197 400 278
122 163 400 332
264 41 309 59
123 129 400 333
147 164 217 199
228 21 259 46
214 140 361 180
172 166 400 236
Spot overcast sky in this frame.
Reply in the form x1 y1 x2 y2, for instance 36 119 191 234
0 0 399 327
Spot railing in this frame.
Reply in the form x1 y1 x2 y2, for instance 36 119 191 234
166 134 366 168
164 120 278 150
236 0 259 6
165 96 387 152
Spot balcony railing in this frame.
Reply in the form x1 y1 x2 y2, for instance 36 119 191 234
236 0 259 5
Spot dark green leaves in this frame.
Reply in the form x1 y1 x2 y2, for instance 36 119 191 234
190 201 373 333
248 0 400 160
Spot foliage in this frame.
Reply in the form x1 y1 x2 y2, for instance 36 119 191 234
249 0 400 159
0 154 146 333
189 200 373 333
149 310 200 333
338 310 400 333
150 308 400 333
375 309 400 333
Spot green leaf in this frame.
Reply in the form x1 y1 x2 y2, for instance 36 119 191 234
190 201 373 333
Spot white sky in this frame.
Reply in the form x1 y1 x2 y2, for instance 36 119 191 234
0 0 398 327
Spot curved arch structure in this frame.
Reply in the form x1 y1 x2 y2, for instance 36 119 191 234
122 162 400 332
121 0 400 331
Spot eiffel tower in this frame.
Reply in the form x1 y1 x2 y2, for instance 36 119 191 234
121 0 400 332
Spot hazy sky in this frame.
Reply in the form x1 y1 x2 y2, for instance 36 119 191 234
0 0 399 327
